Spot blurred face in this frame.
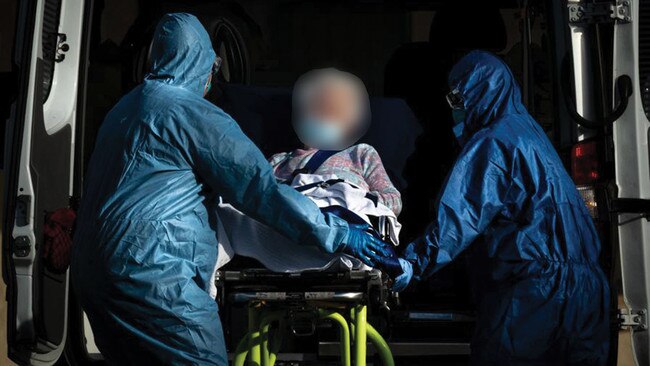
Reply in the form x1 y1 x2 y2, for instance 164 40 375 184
293 69 370 151
306 81 359 134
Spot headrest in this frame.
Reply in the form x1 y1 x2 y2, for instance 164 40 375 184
212 84 422 189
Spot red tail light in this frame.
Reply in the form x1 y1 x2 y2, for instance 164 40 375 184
571 140 601 218
571 141 600 185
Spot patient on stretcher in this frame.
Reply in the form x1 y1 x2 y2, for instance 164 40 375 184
271 68 401 215
214 68 401 278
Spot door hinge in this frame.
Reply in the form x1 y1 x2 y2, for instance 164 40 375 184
55 33 69 63
13 236 31 258
568 1 631 25
618 309 647 331
15 194 31 227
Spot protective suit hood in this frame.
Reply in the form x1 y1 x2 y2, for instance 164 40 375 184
447 50 526 146
147 13 216 96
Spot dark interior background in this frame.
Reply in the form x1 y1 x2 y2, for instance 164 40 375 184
83 0 556 241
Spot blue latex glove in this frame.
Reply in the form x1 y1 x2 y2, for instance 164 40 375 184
375 256 404 278
393 259 413 291
340 226 395 267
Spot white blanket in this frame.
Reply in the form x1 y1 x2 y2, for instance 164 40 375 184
291 174 401 245
209 174 401 298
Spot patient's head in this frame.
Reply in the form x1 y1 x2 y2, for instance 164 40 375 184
293 68 370 150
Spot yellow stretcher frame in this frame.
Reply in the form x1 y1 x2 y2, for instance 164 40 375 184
232 302 395 366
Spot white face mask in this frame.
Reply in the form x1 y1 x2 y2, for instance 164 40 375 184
295 117 345 150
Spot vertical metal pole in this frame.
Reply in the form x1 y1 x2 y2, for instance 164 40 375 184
248 303 261 366
349 308 356 343
354 305 367 366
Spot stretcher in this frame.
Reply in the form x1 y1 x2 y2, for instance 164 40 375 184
214 85 473 364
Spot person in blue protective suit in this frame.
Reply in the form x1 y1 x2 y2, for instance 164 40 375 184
70 13 392 366
378 50 611 365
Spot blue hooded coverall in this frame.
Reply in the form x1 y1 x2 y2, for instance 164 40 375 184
399 51 610 365
70 13 349 365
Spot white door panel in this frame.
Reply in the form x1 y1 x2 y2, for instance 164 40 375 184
5 0 84 364
613 0 650 364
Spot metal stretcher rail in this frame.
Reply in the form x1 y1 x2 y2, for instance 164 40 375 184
230 291 364 303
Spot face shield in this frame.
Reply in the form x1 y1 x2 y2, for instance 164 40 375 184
447 88 468 140
446 89 465 110
204 56 222 95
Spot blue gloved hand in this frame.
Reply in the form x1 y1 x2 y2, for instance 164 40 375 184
340 225 395 267
376 257 413 292
393 259 413 292
375 255 404 278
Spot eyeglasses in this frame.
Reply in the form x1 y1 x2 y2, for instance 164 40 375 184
212 56 223 76
446 89 464 110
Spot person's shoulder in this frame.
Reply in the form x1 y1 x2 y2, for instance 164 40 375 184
340 143 383 168
345 143 379 157
351 143 377 152
490 113 534 133
146 83 228 118
476 115 525 144
173 91 228 114
461 128 514 165
168 93 236 126
146 94 239 141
